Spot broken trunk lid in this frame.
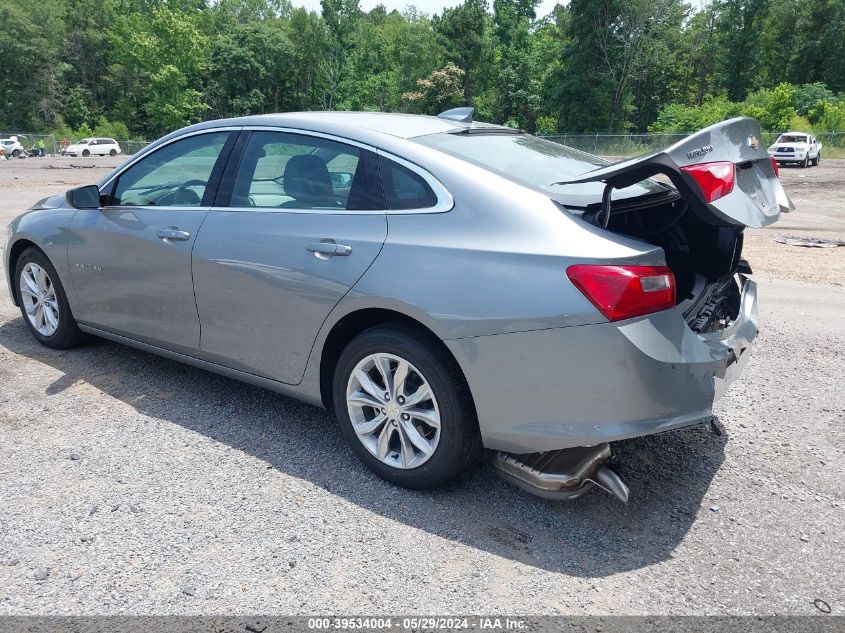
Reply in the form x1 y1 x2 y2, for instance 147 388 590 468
552 117 794 229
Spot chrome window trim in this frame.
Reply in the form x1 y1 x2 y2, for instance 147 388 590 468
104 124 454 216
214 207 387 216
99 205 211 214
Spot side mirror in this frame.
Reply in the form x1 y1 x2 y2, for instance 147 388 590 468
66 185 101 209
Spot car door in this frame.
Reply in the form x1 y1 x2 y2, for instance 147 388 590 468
191 129 387 384
67 130 236 354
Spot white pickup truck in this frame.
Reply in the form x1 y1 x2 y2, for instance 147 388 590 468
768 132 822 167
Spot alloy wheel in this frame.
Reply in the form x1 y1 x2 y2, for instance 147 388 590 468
19 263 60 336
346 353 441 469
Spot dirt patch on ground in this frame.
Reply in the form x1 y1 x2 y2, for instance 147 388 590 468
0 155 123 202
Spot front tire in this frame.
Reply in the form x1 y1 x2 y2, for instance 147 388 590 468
801 155 809 168
812 152 820 166
14 248 87 349
332 323 481 489
109 149 117 157
82 149 90 157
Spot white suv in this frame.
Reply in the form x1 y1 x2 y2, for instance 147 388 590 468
0 137 25 158
64 138 122 157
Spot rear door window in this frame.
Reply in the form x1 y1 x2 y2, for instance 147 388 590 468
227 131 384 210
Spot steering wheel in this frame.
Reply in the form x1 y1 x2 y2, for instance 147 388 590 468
172 179 207 205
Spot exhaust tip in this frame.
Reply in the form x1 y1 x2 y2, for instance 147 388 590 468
591 465 630 503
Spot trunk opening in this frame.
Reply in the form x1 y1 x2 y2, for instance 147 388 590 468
583 194 744 333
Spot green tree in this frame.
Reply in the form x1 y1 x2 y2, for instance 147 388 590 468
402 63 465 113
207 22 297 117
63 86 95 130
435 0 488 103
147 65 208 132
111 5 211 133
0 0 66 130
492 0 541 129
213 0 292 25
286 8 330 110
713 0 769 101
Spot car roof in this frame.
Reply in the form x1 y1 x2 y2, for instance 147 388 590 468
172 111 512 144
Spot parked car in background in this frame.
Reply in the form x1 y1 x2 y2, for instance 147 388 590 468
0 137 25 158
64 138 122 157
768 132 822 167
5 112 791 501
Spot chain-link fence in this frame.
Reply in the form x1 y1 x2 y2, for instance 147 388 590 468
0 133 58 157
0 132 149 159
118 140 150 155
540 131 845 158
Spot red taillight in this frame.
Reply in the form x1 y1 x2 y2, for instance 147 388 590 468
567 265 676 322
770 157 780 177
681 161 735 202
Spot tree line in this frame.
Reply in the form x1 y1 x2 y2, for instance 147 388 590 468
1 0 844 141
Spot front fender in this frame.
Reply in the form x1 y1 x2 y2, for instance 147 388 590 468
5 208 79 311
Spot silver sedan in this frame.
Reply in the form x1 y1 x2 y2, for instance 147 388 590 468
4 111 791 500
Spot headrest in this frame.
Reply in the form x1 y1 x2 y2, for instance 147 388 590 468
283 154 334 202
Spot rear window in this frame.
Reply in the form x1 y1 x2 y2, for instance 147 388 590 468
414 132 668 206
379 156 438 210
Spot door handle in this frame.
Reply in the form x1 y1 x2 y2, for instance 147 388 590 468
306 242 352 257
157 227 191 241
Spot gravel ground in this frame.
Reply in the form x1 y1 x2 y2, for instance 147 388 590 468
0 155 843 615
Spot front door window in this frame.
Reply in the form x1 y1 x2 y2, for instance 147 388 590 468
112 132 231 207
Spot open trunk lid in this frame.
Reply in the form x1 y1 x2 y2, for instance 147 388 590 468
554 117 793 228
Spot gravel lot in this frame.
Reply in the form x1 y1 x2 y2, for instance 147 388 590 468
0 155 843 615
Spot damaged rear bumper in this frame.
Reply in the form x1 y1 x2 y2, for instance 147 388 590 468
446 275 759 455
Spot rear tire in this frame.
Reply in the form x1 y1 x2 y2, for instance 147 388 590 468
14 248 87 350
812 152 820 166
332 322 481 489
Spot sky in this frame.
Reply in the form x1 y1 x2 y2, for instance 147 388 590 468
290 0 562 19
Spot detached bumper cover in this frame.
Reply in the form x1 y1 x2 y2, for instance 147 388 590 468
446 275 758 454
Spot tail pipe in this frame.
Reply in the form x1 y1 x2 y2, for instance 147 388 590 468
493 443 629 503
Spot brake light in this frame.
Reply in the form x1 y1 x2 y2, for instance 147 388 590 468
681 161 735 202
567 265 676 322
770 157 779 177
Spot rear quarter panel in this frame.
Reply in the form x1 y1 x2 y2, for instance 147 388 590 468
352 150 667 339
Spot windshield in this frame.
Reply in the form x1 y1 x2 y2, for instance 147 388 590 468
777 134 807 144
414 132 669 206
